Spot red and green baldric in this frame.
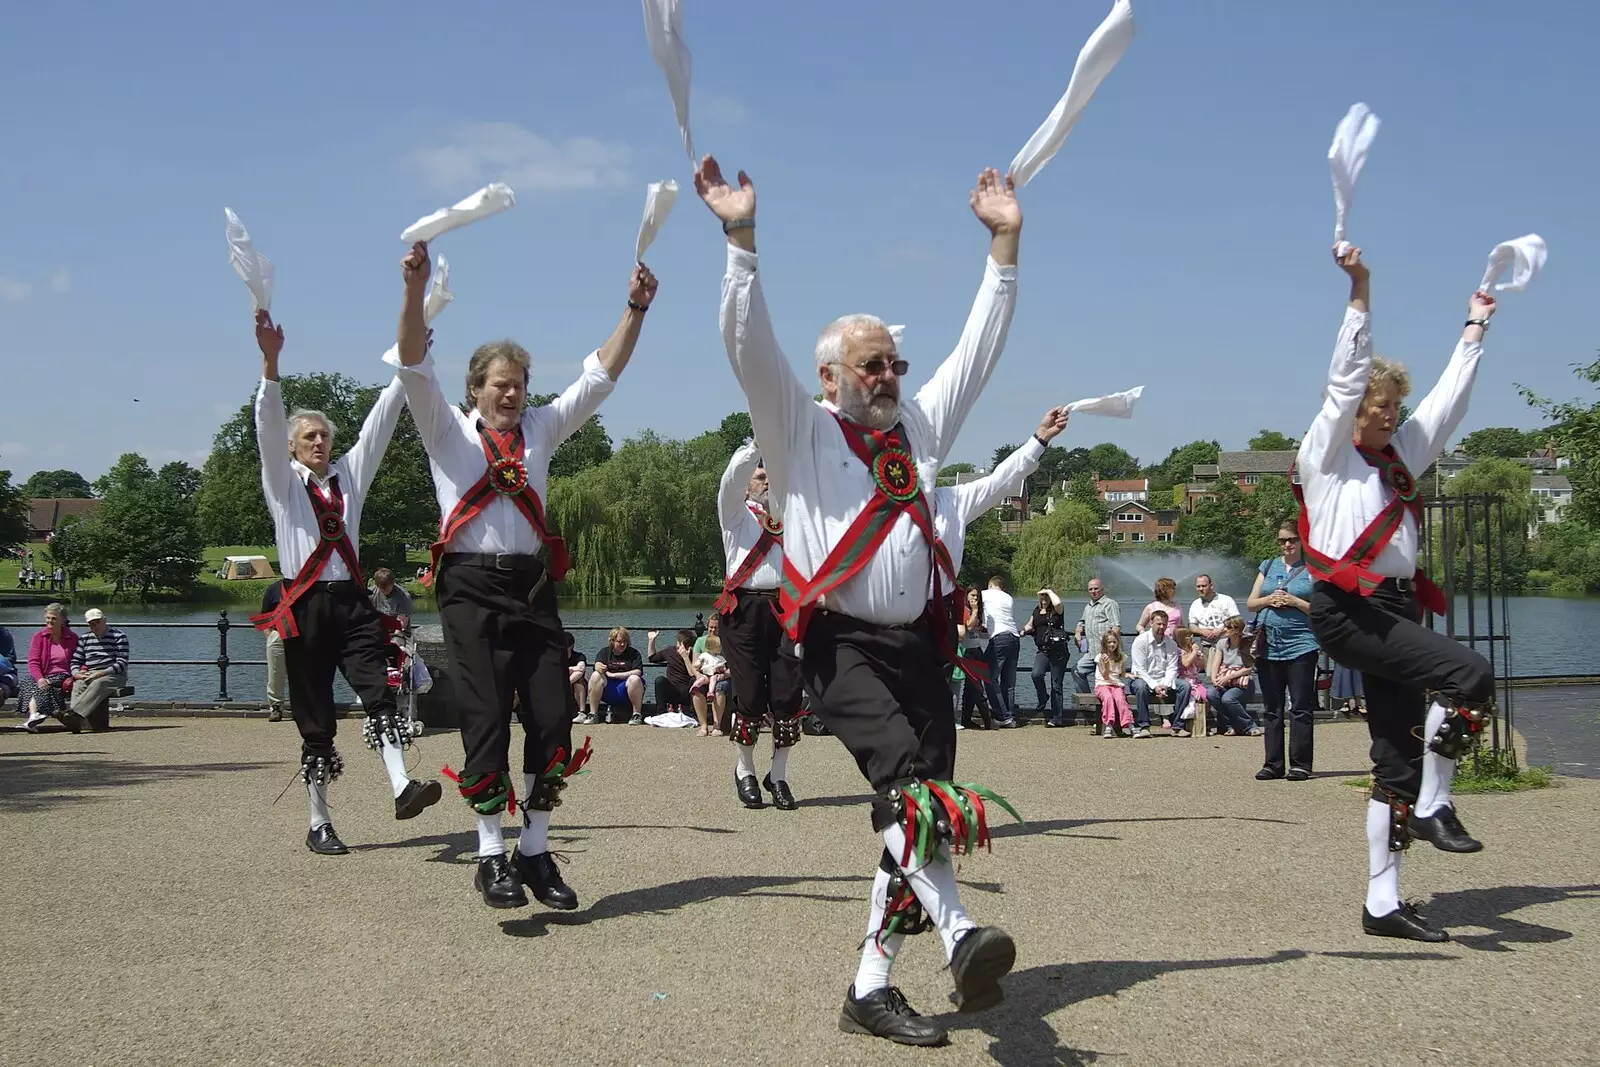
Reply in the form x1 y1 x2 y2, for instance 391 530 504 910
1290 444 1445 614
713 503 783 614
423 422 570 587
251 477 363 639
776 414 989 686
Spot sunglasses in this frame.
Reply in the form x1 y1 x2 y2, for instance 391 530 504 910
1278 537 1300 545
837 358 909 378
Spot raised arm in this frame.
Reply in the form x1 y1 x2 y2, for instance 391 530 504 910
595 264 658 380
697 156 814 493
719 438 762 528
1298 246 1373 475
344 376 407 496
1392 291 1496 473
253 311 294 511
912 170 1022 461
942 406 1066 523
392 244 466 453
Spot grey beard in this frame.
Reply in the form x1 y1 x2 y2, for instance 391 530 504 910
838 386 899 432
748 488 769 509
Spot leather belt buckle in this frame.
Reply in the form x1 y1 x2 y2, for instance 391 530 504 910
494 553 515 571
1394 577 1413 592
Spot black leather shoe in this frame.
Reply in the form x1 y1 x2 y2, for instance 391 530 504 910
510 848 578 910
1255 767 1284 781
305 825 349 856
1286 767 1311 782
1408 806 1483 853
1363 903 1449 943
949 926 1016 1012
474 854 528 909
394 779 443 820
838 985 948 1047
762 773 798 811
736 773 764 809
57 710 86 734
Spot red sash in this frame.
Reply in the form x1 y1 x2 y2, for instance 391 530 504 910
776 415 988 685
714 504 782 614
251 476 364 639
1291 444 1446 615
422 422 569 587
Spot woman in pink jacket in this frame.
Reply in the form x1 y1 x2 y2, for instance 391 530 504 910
25 602 81 733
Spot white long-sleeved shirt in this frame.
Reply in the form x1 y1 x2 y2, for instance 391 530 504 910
720 244 1017 626
399 353 615 555
1129 629 1179 688
256 375 406 581
1297 307 1482 577
933 437 1044 575
718 440 782 591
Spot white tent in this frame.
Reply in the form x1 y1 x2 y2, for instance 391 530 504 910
219 555 274 580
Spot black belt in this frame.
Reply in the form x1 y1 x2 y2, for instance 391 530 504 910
736 586 778 597
1376 576 1414 592
816 608 926 631
441 552 544 571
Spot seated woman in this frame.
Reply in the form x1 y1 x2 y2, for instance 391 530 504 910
1172 627 1209 737
1206 617 1262 738
24 603 82 733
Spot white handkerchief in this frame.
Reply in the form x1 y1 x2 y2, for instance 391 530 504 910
224 208 274 312
886 324 905 349
642 0 695 162
1065 385 1143 417
635 180 679 261
1329 102 1381 250
400 183 516 244
382 255 454 368
1008 0 1136 189
1478 234 1548 293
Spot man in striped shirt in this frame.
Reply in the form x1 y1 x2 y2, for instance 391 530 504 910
71 608 129 732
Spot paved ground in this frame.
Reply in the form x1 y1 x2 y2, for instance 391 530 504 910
2 717 1595 1067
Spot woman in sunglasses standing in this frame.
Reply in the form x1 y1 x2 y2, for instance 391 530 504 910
1247 520 1319 780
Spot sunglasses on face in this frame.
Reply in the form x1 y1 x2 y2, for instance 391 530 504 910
840 358 909 378
1278 537 1299 545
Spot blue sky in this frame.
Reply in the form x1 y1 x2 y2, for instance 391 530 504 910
2 1 1595 483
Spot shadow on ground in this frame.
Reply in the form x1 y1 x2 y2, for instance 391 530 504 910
991 814 1300 842
0 755 273 814
369 823 739 865
1431 883 1600 952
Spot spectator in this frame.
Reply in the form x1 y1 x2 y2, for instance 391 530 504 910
1248 520 1319 781
1333 663 1366 718
692 612 722 655
1129 609 1189 738
1023 588 1071 727
1094 630 1134 738
1188 574 1240 651
52 566 65 591
647 628 697 726
1136 577 1185 633
0 625 18 713
0 623 14 663
1207 617 1263 737
1172 627 1207 737
261 581 287 722
23 603 81 733
70 608 130 732
1073 577 1121 695
586 626 645 726
981 575 1022 727
691 614 733 731
691 635 731 736
957 587 993 730
368 567 414 630
565 632 588 716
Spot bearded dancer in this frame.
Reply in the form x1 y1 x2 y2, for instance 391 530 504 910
716 440 804 811
394 241 658 910
699 156 1023 1048
250 312 442 856
1297 245 1498 943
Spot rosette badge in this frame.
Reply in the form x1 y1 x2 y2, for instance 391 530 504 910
492 457 529 496
319 512 346 542
873 449 920 503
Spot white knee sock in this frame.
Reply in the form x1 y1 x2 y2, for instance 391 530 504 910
881 824 975 960
379 740 410 798
769 746 791 783
307 781 332 831
476 813 505 857
1416 701 1454 817
734 744 756 779
852 866 900 996
1365 798 1402 916
518 808 551 857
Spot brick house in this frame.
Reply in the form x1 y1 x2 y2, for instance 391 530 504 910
27 498 101 540
1185 451 1298 513
1101 499 1180 544
1095 476 1148 504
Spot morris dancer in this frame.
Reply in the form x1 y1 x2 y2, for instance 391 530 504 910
699 156 1023 1048
250 312 441 856
715 440 804 811
394 241 657 910
1297 245 1498 943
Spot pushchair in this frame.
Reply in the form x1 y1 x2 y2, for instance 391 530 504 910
380 616 431 736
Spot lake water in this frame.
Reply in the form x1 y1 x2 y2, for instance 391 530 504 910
0 592 1592 705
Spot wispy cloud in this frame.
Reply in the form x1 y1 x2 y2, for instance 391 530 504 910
48 268 70 294
412 122 631 194
0 277 33 303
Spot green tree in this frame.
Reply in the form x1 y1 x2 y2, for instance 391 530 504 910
1066 472 1104 519
21 469 93 499
1247 429 1299 452
1457 426 1533 459
529 392 614 478
1521 356 1600 526
1152 439 1220 494
939 462 978 483
74 453 205 597
1241 475 1298 562
0 466 29 553
158 461 203 500
957 510 1015 589
1177 479 1250 557
1010 501 1103 593
1436 458 1534 593
1086 442 1139 479
1529 520 1600 596
716 411 754 457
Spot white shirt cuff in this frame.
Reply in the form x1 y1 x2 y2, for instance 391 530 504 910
986 255 1017 283
727 244 759 274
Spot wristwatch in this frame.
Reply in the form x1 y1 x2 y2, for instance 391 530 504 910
1465 318 1490 330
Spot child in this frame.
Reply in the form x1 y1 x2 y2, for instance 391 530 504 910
1172 627 1209 737
1095 630 1133 737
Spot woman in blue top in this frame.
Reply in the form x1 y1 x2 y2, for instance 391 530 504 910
1247 520 1320 780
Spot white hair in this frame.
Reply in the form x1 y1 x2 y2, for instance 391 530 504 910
815 314 892 370
286 409 338 444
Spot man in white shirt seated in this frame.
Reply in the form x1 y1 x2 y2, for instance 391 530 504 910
1188 573 1240 651
1128 611 1189 739
980 577 1022 727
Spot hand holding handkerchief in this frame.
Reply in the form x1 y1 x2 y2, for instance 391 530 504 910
1478 234 1547 294
1329 102 1381 254
382 256 454 368
1065 385 1143 418
1008 0 1135 189
636 180 679 261
225 208 274 312
400 183 516 244
642 0 695 162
